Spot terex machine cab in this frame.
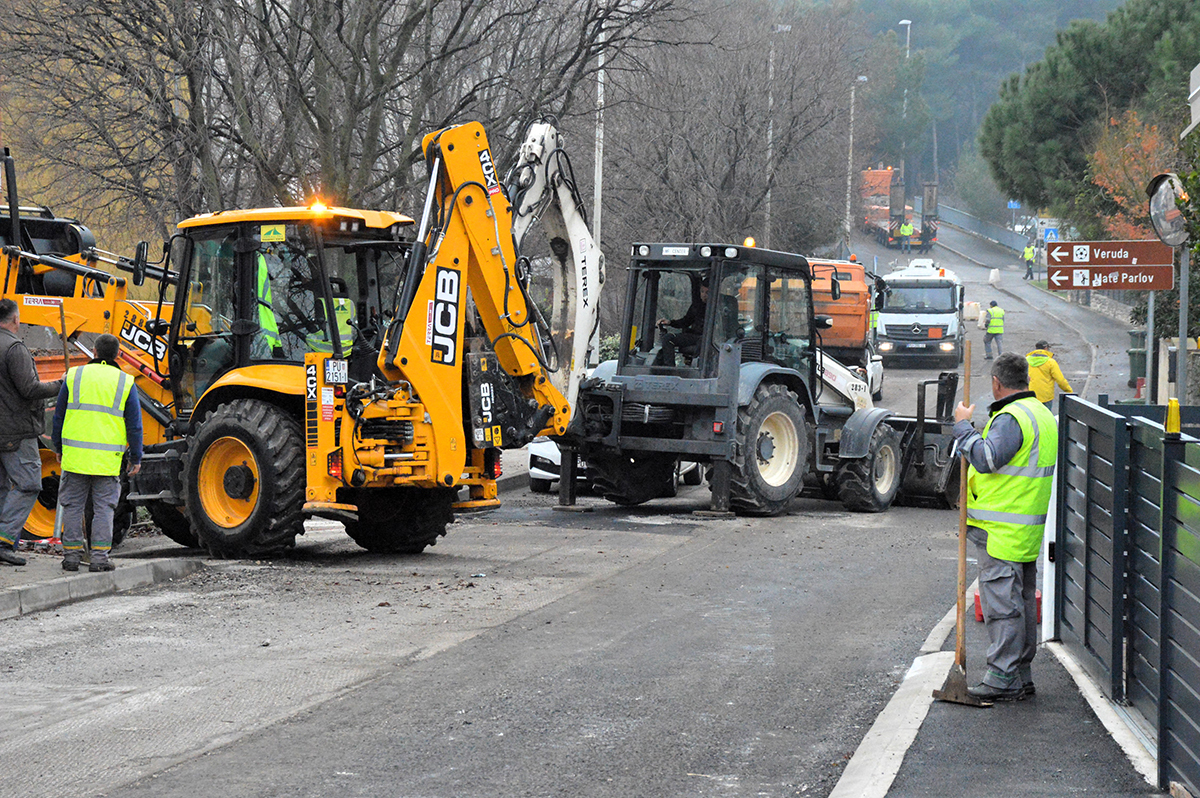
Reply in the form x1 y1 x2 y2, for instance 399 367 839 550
570 243 961 515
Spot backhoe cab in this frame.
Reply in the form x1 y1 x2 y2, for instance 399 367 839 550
570 243 960 516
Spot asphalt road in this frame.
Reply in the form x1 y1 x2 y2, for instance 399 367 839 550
853 226 1134 418
1 494 959 798
0 229 1143 798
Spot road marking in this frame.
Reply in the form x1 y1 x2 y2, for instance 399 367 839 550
828 650 955 798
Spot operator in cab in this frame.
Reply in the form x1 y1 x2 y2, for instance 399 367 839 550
656 279 709 365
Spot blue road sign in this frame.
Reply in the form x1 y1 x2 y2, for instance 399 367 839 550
1044 228 1059 241
1008 200 1021 209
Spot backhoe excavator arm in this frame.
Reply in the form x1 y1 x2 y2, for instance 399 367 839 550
506 120 605 411
378 121 583 467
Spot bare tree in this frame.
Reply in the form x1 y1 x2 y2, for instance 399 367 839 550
579 0 865 329
0 0 683 241
603 0 863 252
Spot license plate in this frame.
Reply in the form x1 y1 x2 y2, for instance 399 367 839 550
905 343 927 349
324 358 349 384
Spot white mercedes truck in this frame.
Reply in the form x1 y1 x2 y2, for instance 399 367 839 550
875 259 965 367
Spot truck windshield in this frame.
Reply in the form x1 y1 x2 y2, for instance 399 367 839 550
882 283 956 313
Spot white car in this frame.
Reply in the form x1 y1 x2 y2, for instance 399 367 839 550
527 437 702 493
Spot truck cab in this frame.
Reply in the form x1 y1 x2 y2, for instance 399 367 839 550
875 260 965 367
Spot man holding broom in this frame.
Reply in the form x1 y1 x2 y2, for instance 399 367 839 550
953 352 1058 702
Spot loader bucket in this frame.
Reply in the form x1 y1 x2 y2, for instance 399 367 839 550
893 372 960 509
896 432 959 508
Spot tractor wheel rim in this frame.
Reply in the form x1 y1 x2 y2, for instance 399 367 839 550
25 449 61 540
198 436 261 529
874 443 897 493
757 410 799 487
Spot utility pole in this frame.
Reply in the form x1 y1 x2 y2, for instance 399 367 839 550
764 24 791 249
843 76 868 253
898 19 912 186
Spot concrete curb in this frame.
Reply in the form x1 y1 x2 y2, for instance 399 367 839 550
0 557 206 621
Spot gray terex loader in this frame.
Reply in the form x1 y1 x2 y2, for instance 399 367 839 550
566 243 960 515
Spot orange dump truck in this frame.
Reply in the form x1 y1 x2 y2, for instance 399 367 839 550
810 259 883 399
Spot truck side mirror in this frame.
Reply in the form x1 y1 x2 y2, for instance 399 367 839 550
815 315 834 329
131 241 149 286
829 278 841 301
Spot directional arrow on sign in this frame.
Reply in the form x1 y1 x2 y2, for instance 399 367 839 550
1046 239 1173 266
1050 272 1068 286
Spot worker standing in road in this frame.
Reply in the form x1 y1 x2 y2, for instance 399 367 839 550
1026 341 1073 412
0 298 63 566
1023 243 1036 280
51 334 142 572
983 300 1005 360
899 218 914 254
954 353 1058 701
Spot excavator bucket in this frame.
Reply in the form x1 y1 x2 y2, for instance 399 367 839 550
894 372 961 509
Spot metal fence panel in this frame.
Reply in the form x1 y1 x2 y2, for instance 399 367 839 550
1127 420 1164 733
1159 438 1200 793
1056 396 1127 699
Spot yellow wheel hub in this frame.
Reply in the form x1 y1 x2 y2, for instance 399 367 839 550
23 449 61 539
198 436 261 529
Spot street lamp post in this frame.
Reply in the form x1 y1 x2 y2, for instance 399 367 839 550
898 19 912 185
843 76 869 252
765 24 791 249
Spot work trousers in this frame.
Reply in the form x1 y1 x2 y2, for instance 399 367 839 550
0 438 42 549
1024 260 1035 280
983 332 1004 359
975 540 1038 688
656 332 701 366
60 471 120 560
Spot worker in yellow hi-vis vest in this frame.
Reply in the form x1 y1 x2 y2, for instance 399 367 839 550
953 353 1058 701
1023 243 1036 280
899 218 914 254
984 300 1005 360
51 334 143 573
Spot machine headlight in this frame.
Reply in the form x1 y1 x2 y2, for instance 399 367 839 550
878 341 895 352
700 246 712 257
939 342 956 352
724 247 738 258
637 245 650 257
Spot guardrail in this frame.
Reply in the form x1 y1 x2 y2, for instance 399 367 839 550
913 197 1029 253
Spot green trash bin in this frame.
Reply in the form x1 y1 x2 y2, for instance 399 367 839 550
1128 348 1147 388
1129 329 1148 349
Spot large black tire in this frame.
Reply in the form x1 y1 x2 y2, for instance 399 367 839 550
343 487 455 553
836 422 902 513
183 399 305 558
529 477 552 494
683 462 703 486
588 451 677 506
730 384 808 516
148 501 200 548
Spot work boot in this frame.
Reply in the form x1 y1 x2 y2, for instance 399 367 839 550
89 555 114 572
967 682 1025 702
62 554 81 572
1020 681 1037 698
0 549 27 566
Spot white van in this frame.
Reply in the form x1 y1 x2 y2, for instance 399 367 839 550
875 260 965 367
